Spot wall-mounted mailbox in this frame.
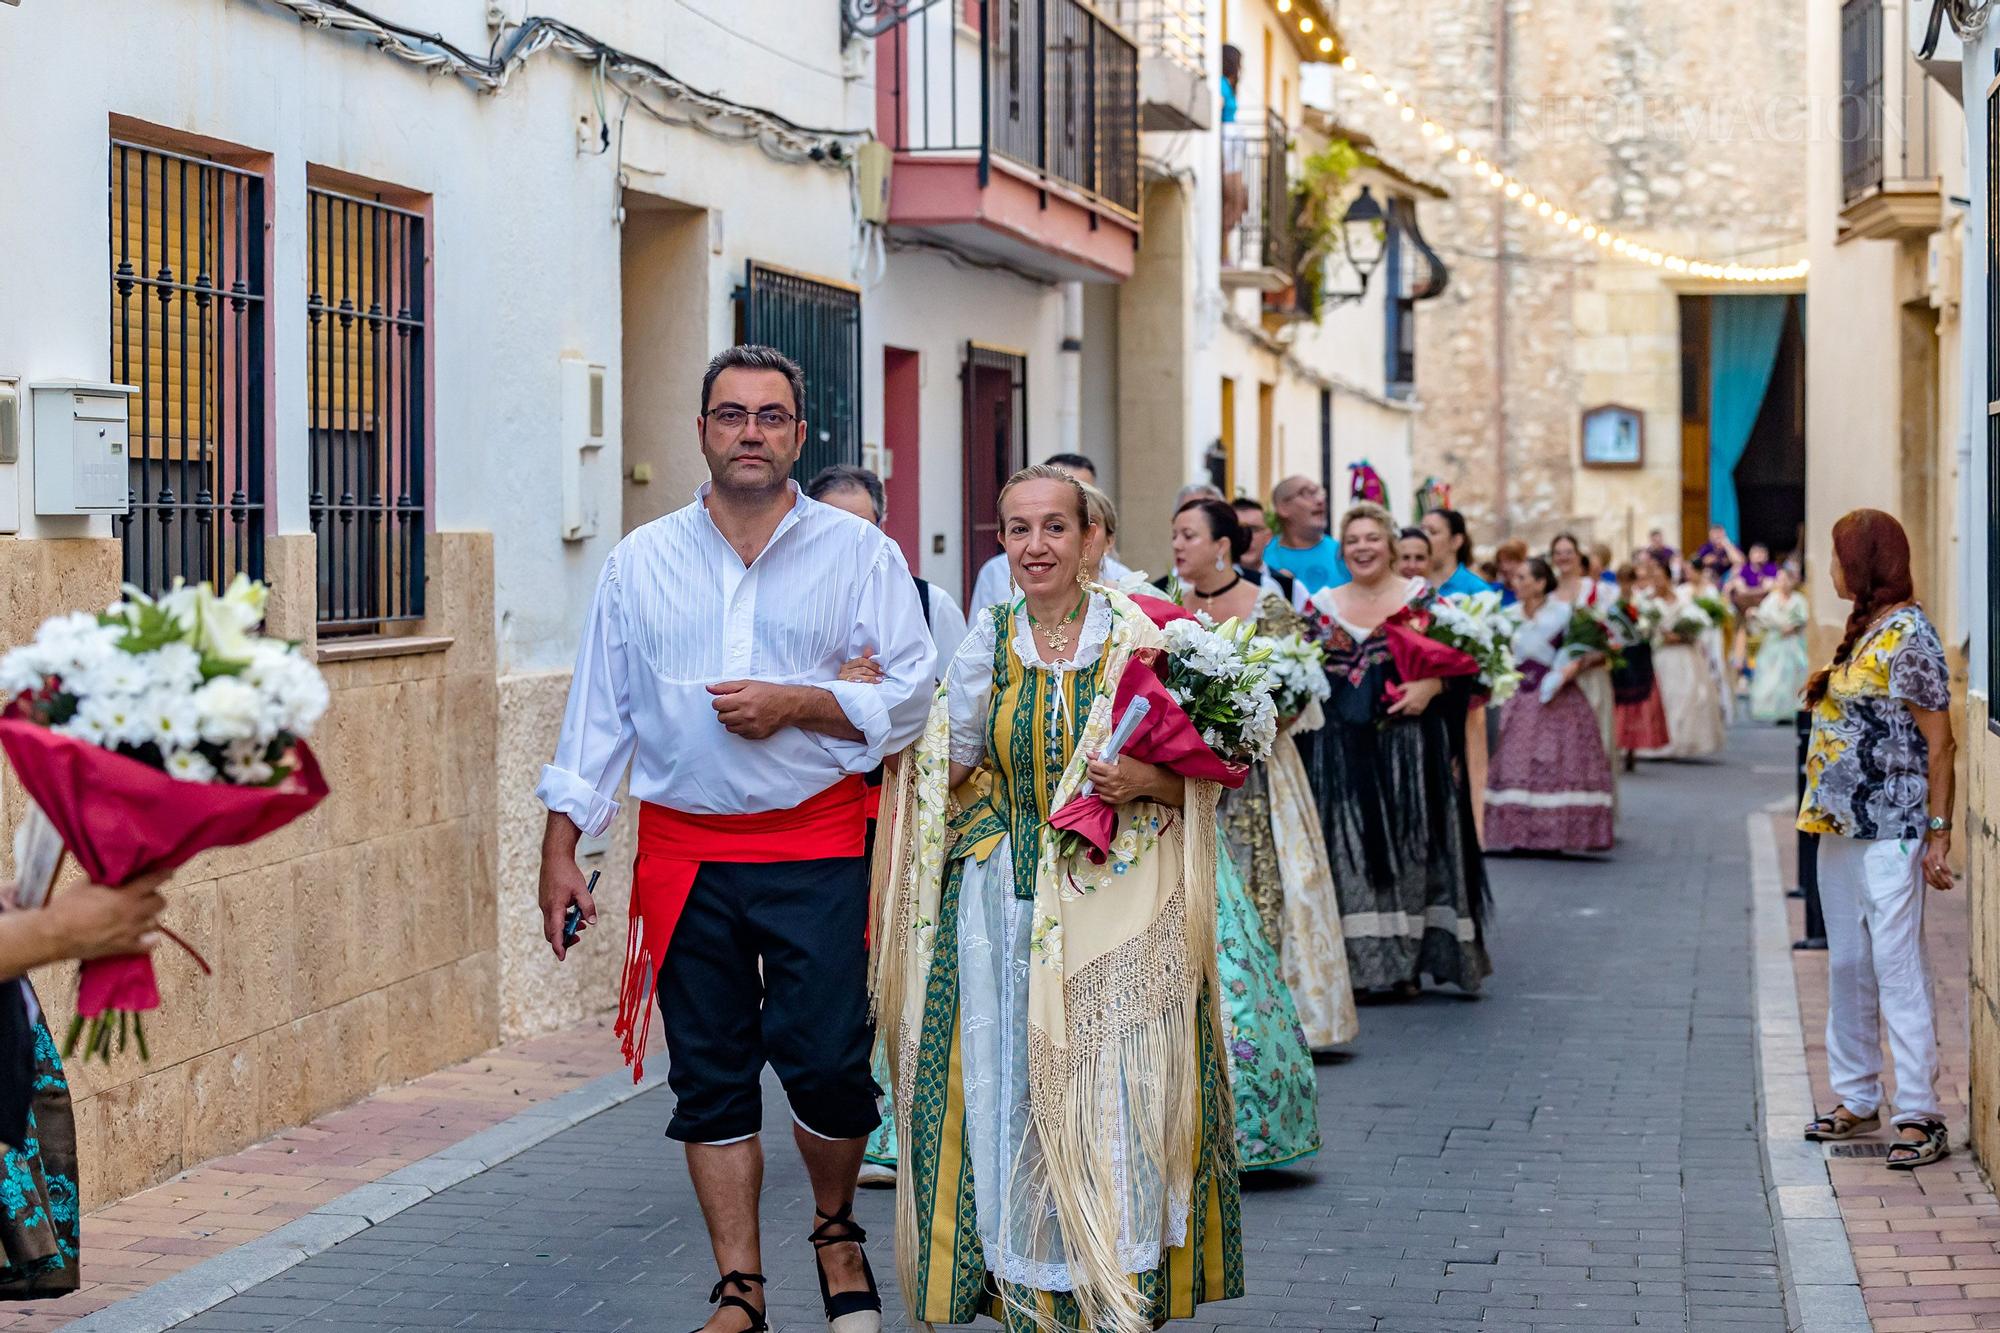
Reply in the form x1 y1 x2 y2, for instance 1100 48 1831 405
32 381 136 515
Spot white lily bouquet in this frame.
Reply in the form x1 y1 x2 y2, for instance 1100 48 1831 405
1430 590 1522 703
0 576 331 1061
1660 597 1718 643
1160 614 1281 763
1252 631 1331 719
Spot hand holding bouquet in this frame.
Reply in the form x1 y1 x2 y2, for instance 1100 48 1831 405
1160 614 1281 763
1558 604 1627 671
1049 600 1272 862
1661 598 1718 643
1428 591 1521 703
0 576 331 1061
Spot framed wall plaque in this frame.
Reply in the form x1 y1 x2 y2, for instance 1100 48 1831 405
1580 403 1645 469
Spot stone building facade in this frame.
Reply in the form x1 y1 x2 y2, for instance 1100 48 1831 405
1323 1 1807 550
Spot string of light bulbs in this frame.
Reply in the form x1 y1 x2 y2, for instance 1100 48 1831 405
1264 0 1809 284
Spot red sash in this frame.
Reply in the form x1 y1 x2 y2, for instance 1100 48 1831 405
615 775 867 1080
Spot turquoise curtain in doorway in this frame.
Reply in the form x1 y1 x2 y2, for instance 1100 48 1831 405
1708 295 1792 544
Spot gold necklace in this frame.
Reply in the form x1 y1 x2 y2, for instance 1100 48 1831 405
1027 593 1088 656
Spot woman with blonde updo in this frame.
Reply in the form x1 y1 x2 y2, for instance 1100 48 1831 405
1304 502 1491 999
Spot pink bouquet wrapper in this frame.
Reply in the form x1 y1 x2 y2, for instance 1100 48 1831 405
1049 595 1249 861
0 702 329 1019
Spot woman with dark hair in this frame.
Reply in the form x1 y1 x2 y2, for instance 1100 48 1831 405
1419 508 1494 596
1612 556 1671 766
1309 503 1490 999
1637 556 1725 759
1799 510 1955 1171
1549 532 1618 773
1483 559 1615 852
1170 498 1334 1164
1396 527 1433 581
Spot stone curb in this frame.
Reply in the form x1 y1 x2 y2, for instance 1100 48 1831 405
1746 806 1872 1333
65 1065 666 1332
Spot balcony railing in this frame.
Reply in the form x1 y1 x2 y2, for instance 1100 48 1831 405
1100 0 1204 81
882 0 1142 217
1840 0 1939 233
1221 109 1292 286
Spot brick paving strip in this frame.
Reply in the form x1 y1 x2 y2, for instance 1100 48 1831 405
0 1022 638 1332
1762 805 2000 1333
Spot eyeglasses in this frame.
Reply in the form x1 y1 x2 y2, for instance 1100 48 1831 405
706 408 799 431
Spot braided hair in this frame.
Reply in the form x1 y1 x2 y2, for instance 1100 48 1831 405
1802 508 1914 708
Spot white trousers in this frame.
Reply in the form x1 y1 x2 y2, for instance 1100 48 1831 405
1816 833 1943 1125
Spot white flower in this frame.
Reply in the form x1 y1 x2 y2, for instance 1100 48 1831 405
76 692 148 748
0 652 46 698
136 689 203 750
163 748 218 783
147 643 205 692
192 677 265 745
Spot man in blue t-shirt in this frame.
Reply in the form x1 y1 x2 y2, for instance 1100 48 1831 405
1263 475 1349 597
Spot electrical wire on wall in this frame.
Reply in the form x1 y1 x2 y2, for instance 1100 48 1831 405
256 0 873 169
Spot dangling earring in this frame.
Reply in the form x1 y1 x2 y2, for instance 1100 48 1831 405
1215 551 1228 573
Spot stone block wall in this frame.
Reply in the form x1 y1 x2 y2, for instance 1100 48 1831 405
1966 695 2000 1174
1328 0 1807 539
0 531 502 1208
495 669 637 1041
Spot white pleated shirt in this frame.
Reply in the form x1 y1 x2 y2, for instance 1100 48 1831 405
536 485 935 831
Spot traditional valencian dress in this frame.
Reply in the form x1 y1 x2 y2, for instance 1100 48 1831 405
1307 580 1491 993
0 987 78 1300
1643 590 1727 760
873 588 1242 1333
1749 590 1809 723
1200 592 1332 1167
1483 599 1616 852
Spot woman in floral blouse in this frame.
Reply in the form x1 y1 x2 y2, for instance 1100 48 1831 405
1798 509 1957 1170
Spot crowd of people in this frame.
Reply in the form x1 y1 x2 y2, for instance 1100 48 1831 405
0 342 1955 1330
538 344 1873 1331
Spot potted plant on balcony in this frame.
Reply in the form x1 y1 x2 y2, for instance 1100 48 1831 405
1267 138 1365 325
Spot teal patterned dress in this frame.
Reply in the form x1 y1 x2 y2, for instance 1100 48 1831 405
1216 847 1321 1170
0 995 79 1299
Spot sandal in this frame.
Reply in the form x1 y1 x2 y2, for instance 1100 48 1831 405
1887 1119 1950 1171
1804 1105 1880 1141
692 1271 766 1333
809 1202 884 1333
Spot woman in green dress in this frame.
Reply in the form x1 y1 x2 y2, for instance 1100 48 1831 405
874 467 1242 1333
1749 566 1810 723
1168 498 1332 1170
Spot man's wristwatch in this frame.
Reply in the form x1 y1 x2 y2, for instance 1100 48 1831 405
1927 815 1953 836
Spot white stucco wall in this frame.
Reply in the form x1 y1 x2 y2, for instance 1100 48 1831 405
862 249 1066 601
0 0 870 676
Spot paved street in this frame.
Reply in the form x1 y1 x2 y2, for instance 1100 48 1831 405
171 724 1795 1333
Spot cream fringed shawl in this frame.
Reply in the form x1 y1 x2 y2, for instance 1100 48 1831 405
869 587 1231 1333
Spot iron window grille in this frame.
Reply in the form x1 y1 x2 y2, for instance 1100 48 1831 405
736 261 864 484
961 343 1029 595
1841 0 1886 204
306 185 427 634
110 141 267 596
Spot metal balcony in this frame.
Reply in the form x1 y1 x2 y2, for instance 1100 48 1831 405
1840 0 1943 240
1221 108 1292 291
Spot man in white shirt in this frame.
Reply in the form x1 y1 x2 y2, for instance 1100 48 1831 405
536 346 932 1333
966 452 1131 613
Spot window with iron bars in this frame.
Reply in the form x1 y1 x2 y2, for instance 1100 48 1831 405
110 140 268 595
735 261 863 483
306 185 427 634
